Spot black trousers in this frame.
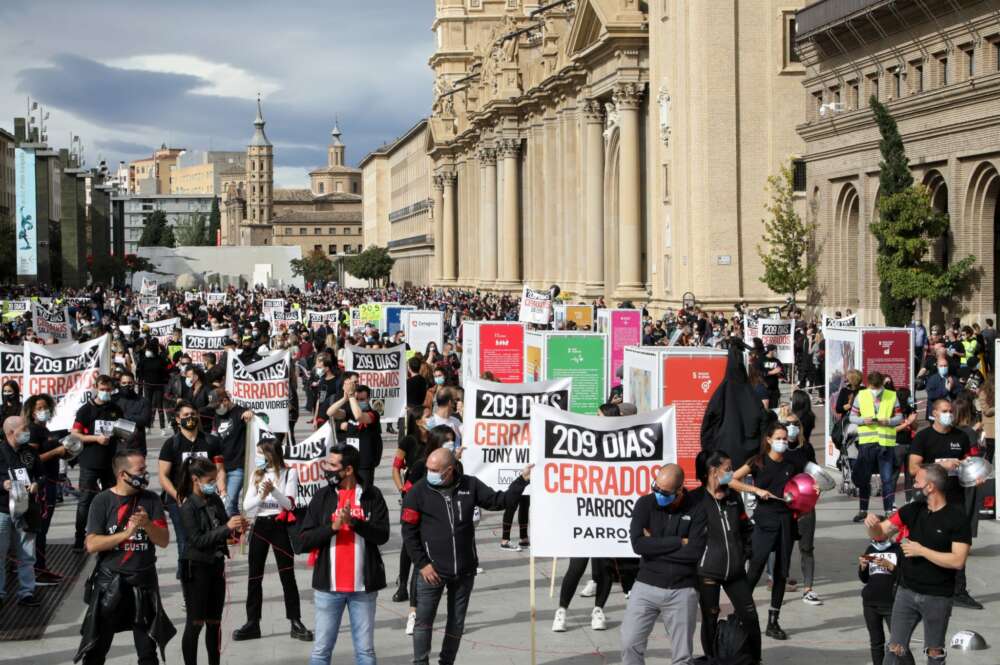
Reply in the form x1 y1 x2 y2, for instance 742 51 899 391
559 558 610 609
144 386 166 428
182 559 225 665
501 496 529 542
397 544 418 601
746 513 793 613
246 516 301 621
863 603 915 665
82 582 159 665
698 575 761 663
75 467 115 545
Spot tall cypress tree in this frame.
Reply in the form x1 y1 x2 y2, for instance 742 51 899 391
206 197 221 246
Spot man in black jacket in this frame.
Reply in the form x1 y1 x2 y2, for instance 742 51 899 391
113 370 152 456
298 445 389 665
621 464 706 665
401 448 531 665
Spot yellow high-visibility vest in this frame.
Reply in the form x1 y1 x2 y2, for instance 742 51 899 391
856 389 897 447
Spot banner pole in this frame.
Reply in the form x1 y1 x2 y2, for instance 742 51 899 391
549 557 557 598
529 553 537 665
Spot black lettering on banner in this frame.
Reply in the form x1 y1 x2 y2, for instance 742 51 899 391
544 420 663 462
183 333 226 351
475 389 569 421
231 361 289 382
0 352 21 374
28 346 101 375
761 323 791 336
352 352 400 371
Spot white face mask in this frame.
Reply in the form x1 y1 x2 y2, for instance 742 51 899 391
938 412 953 427
770 439 788 454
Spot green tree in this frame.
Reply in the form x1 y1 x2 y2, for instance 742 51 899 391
206 197 221 245
290 249 339 284
88 254 157 287
869 97 974 325
137 210 175 248
345 245 395 286
757 164 816 305
174 213 210 246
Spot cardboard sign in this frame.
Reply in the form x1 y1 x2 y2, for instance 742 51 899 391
343 344 406 420
182 328 231 367
31 302 71 342
23 335 110 431
305 310 340 331
225 350 291 433
529 404 675 557
519 287 552 325
205 292 226 306
744 317 794 365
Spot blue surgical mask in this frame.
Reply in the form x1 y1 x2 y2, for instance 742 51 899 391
937 366 948 377
786 424 800 440
652 484 675 507
255 457 268 470
434 376 445 386
201 483 218 495
426 471 444 486
719 471 733 485
97 390 111 402
358 401 370 411
871 539 892 551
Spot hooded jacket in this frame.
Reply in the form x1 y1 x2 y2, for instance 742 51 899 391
700 343 770 468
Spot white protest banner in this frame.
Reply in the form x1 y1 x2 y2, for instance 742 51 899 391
282 422 336 504
31 301 71 342
24 335 111 431
140 278 158 295
462 377 571 492
344 344 406 420
225 350 291 433
182 328 231 367
402 310 445 356
823 313 858 329
269 309 301 328
137 295 160 314
142 317 180 346
261 298 285 319
0 343 23 390
206 292 226 306
744 317 794 365
183 292 199 303
305 310 339 331
529 404 675 558
519 286 552 325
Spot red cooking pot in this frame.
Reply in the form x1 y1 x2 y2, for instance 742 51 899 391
783 473 819 516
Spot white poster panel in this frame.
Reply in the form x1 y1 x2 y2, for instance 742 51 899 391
182 328 231 367
530 404 675 558
24 335 110 431
343 344 407 420
140 278 158 295
0 343 23 390
744 317 794 365
623 346 661 414
402 310 445 357
205 292 226 306
31 302 71 342
225 350 291 433
519 286 552 325
142 317 180 347
823 327 861 468
305 310 340 331
462 377 571 492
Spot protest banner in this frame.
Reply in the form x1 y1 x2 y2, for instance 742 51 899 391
519 286 552 325
597 309 642 389
140 278 158 295
526 331 608 415
137 296 160 315
183 292 199 303
462 321 526 385
743 317 794 365
280 422 336 504
205 292 226 306
358 303 384 330
305 310 339 331
141 317 180 346
31 301 71 342
0 343 22 390
24 335 110 431
344 343 406 419
2 300 30 321
462 377 571 492
529 403 675 557
225 350 291 433
383 305 416 335
822 313 858 329
182 328 231 367
402 310 444 356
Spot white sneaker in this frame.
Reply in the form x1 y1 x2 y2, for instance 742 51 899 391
590 607 607 631
499 541 522 552
405 611 416 635
580 580 597 598
802 590 823 606
159 428 169 437
551 608 567 632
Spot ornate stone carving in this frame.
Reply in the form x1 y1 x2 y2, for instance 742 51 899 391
603 102 619 141
613 82 644 110
496 138 520 159
583 100 604 124
656 83 671 146
478 146 498 165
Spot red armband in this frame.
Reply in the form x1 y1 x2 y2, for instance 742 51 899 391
402 508 421 525
212 456 224 465
152 518 168 529
738 511 749 521
402 480 413 493
392 457 405 471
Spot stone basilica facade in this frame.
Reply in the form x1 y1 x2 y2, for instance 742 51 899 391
427 0 807 308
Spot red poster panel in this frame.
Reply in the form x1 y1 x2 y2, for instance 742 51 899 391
862 330 912 392
479 323 525 384
663 355 727 489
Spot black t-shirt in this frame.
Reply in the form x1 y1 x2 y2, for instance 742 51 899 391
73 400 125 471
315 375 339 422
750 453 806 520
892 502 971 596
158 432 223 504
859 542 903 609
783 440 816 470
28 423 60 481
761 358 783 391
86 489 166 574
336 411 382 470
212 405 248 471
397 434 425 487
0 441 43 514
406 375 428 408
910 426 970 504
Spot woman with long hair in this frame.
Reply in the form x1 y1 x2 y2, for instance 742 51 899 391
234 438 313 642
729 421 815 641
778 404 820 606
177 457 246 665
22 394 64 585
1 379 21 420
391 407 430 604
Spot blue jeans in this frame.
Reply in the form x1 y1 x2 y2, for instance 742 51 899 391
0 511 36 599
166 501 187 579
310 589 377 665
225 468 244 516
854 444 897 513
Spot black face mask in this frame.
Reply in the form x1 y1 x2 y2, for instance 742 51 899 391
325 468 342 488
180 416 199 432
124 471 150 490
119 386 135 398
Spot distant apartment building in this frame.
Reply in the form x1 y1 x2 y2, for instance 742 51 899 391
170 150 246 195
128 144 184 194
113 193 214 254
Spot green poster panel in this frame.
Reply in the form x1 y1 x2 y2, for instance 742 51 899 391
546 334 607 415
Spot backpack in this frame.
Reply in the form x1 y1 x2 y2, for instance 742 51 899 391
713 613 753 665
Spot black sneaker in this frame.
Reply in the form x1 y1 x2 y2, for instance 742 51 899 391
232 622 261 641
851 511 867 523
392 588 409 603
953 592 984 610
34 571 63 586
18 595 41 608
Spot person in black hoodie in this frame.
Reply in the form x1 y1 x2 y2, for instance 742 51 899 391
177 457 247 665
113 370 152 456
298 444 390 665
620 464 707 665
401 448 530 665
858 537 913 665
695 451 760 665
135 339 170 436
701 341 770 469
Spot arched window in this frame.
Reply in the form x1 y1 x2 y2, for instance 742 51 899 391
318 182 325 194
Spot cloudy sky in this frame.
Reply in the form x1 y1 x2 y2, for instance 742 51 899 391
0 1 435 187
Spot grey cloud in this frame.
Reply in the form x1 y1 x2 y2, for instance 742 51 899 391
93 138 154 156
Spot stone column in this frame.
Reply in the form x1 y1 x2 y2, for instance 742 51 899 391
480 147 498 285
498 138 522 286
543 113 558 284
583 100 605 293
432 175 445 283
615 83 644 293
442 171 457 282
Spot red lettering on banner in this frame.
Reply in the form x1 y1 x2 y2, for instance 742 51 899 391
473 421 529 447
232 381 288 399
27 369 97 397
543 462 661 496
357 371 400 388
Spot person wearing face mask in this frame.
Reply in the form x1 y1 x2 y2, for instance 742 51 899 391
848 372 903 522
327 380 383 487
207 389 255 516
693 452 760 664
71 375 125 551
311 353 340 428
620 464 707 665
858 535 912 665
924 355 960 420
22 394 66 586
183 366 213 430
729 422 813 640
75 450 174 665
0 416 42 608
298 444 390 665
865 464 970 665
1 380 22 420
425 390 463 447
401 448 531 665
112 370 152 457
158 402 225 580
177 457 247 665
238 335 261 365
136 339 170 437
